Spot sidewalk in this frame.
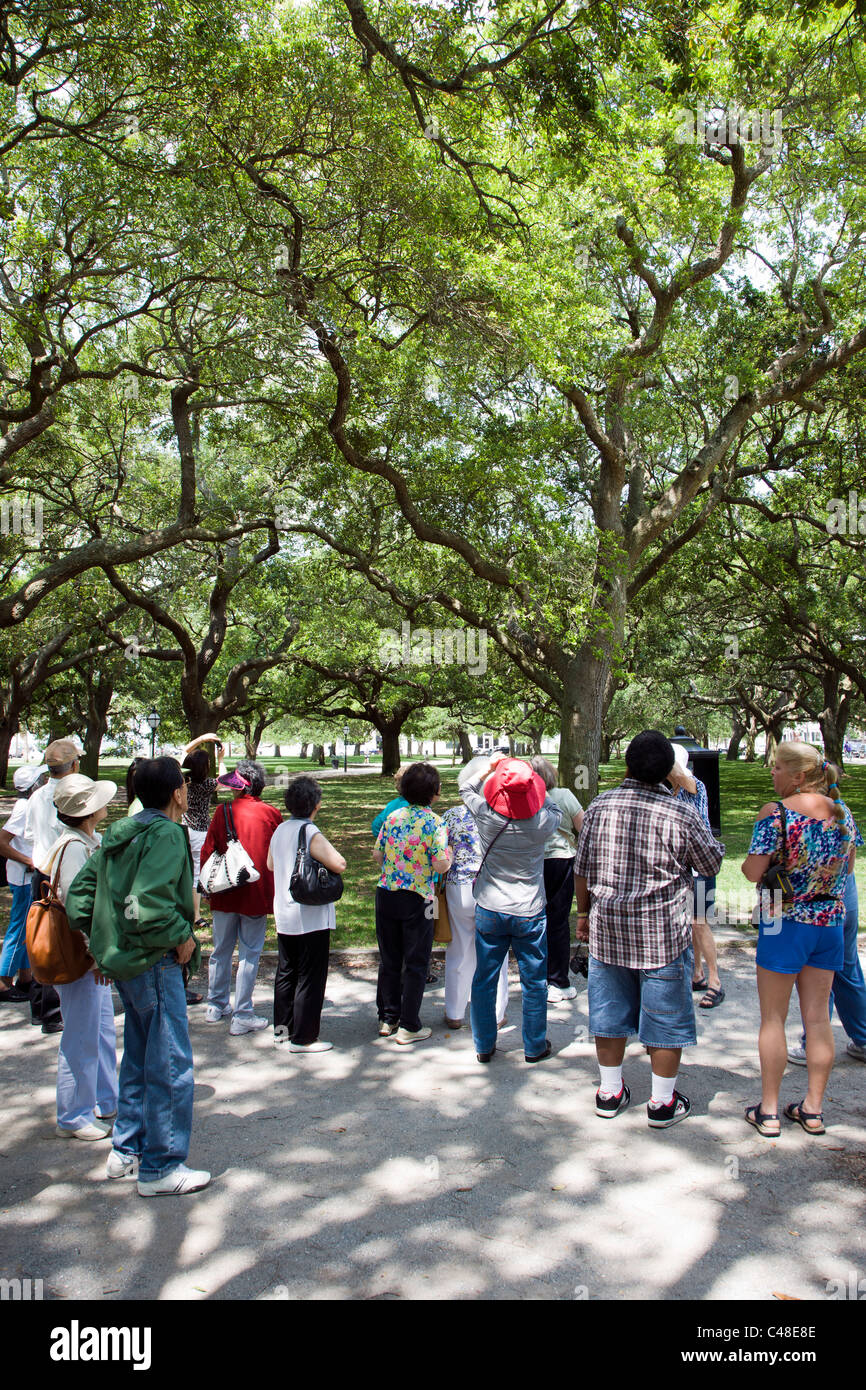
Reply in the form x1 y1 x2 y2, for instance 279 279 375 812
0 940 864 1301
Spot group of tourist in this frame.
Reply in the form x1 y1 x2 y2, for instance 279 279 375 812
1 728 864 1197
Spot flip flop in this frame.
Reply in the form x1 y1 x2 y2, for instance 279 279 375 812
784 1102 825 1135
691 976 708 992
745 1104 780 1137
699 986 725 1009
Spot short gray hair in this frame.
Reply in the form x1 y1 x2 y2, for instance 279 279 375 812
235 759 266 796
530 755 558 790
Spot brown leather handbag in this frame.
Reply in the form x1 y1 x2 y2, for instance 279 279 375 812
25 841 94 984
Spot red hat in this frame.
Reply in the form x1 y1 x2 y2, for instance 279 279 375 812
483 759 546 820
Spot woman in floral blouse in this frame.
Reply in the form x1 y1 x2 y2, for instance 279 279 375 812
442 803 508 1030
741 741 856 1137
373 762 451 1045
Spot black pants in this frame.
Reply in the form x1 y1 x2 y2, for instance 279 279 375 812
375 888 434 1033
28 871 62 1026
544 857 576 987
274 930 331 1045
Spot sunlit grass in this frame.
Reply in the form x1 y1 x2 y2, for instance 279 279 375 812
3 757 865 949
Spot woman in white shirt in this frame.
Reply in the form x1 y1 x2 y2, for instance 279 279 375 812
267 776 346 1054
530 757 584 1002
45 775 118 1140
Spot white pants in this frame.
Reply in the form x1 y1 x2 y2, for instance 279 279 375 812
444 880 508 1022
55 973 118 1130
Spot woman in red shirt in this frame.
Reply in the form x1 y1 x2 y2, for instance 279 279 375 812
200 761 282 1035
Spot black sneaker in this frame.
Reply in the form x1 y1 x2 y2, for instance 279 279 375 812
647 1090 691 1128
595 1083 630 1118
525 1040 552 1064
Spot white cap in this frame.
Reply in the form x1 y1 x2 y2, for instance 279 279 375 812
672 743 690 771
13 764 47 792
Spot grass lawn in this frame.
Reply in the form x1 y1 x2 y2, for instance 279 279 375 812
3 757 865 951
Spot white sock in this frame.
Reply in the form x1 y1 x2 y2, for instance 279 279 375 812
598 1064 623 1098
651 1072 676 1107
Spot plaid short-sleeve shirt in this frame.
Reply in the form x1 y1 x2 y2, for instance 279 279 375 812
573 779 725 969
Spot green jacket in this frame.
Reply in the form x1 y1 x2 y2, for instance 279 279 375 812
66 812 200 981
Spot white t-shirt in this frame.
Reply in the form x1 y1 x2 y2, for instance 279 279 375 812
26 777 81 872
270 819 337 936
3 797 33 886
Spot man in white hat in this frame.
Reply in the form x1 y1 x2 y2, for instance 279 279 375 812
0 763 47 1002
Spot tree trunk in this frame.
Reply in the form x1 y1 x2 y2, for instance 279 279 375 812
80 671 113 780
300 743 309 758
528 726 543 755
380 727 401 776
726 718 745 760
600 732 612 763
507 734 515 755
763 722 784 766
743 717 757 762
273 743 281 757
457 727 473 763
818 671 852 770
0 718 16 788
558 647 610 799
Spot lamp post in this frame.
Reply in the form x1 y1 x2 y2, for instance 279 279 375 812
343 724 349 774
147 708 160 758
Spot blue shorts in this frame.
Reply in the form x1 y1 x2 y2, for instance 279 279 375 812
692 874 716 921
756 916 844 974
588 946 697 1048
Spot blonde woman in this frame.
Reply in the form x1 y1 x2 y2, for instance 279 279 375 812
741 742 855 1137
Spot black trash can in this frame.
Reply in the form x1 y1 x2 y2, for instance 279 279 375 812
671 733 721 836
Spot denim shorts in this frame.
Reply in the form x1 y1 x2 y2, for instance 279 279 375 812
756 916 844 974
692 874 716 921
588 946 697 1048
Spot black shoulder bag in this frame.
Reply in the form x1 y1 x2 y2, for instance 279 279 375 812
289 821 344 906
759 802 795 906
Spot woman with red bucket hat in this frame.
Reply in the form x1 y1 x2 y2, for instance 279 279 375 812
458 753 563 1064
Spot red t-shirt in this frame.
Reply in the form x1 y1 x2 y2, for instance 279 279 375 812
200 796 282 916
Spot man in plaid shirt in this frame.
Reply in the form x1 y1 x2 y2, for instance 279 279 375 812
574 731 724 1128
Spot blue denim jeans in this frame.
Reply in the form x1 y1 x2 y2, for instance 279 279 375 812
471 906 548 1057
208 911 267 1020
55 973 117 1129
588 947 697 1048
114 955 194 1182
799 872 866 1048
0 881 32 976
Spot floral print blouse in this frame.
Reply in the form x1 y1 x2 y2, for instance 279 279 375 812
442 804 482 886
748 802 859 927
376 805 449 897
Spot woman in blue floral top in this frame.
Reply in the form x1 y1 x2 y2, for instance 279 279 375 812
741 742 855 1137
442 803 508 1029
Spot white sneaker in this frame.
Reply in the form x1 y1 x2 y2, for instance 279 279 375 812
288 1039 334 1053
394 1026 432 1045
229 1014 269 1035
205 1006 230 1024
787 1042 808 1066
548 984 577 1002
106 1150 139 1179
137 1164 211 1197
56 1120 112 1141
